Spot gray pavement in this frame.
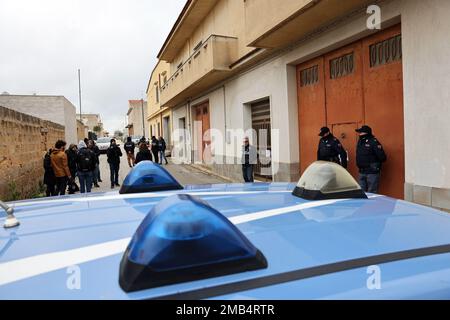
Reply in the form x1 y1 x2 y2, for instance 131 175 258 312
94 153 132 192
164 163 230 185
93 154 229 192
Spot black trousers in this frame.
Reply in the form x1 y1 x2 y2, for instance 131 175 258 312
46 182 57 197
152 150 159 164
109 163 120 185
55 177 68 196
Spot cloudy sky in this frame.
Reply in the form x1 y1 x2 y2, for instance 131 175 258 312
0 0 186 133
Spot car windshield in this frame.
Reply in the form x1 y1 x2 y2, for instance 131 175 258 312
96 138 110 143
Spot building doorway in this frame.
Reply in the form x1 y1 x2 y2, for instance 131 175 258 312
251 99 272 181
297 25 404 198
194 101 210 163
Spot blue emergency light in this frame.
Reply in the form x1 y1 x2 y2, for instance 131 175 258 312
119 194 267 292
119 161 183 194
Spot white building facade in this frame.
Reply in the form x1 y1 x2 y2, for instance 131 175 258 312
156 0 450 212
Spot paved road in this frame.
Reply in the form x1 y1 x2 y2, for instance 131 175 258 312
95 153 132 192
94 154 229 192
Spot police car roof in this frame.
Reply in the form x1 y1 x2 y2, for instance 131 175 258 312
2 183 450 299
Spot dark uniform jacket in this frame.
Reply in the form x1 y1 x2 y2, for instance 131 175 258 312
107 145 123 165
151 138 159 153
356 135 387 174
158 139 167 152
317 134 348 168
124 141 136 154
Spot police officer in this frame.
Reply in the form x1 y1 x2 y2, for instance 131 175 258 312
317 127 348 168
355 125 387 194
124 137 136 168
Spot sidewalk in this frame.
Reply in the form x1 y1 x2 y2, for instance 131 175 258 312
91 156 231 193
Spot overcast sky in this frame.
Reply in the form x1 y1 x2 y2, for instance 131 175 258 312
0 0 186 133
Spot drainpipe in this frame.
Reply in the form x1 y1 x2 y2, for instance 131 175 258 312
223 85 227 165
1 200 20 229
187 99 192 164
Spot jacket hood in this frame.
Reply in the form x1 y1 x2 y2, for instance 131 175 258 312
78 140 87 149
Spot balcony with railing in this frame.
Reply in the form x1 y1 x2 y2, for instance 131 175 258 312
160 34 238 107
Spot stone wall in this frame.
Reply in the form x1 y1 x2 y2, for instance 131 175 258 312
0 95 77 145
0 106 65 201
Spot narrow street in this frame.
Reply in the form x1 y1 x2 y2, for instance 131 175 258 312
94 154 229 193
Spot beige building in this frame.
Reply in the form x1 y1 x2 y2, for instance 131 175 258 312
126 100 148 138
149 0 450 212
0 93 77 144
146 60 172 149
77 113 102 132
76 119 89 142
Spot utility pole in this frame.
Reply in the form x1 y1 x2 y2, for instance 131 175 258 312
78 69 82 121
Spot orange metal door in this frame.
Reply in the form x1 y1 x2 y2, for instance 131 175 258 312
297 57 326 173
324 42 364 126
202 104 212 164
332 123 359 178
362 25 404 199
296 25 404 199
194 102 210 163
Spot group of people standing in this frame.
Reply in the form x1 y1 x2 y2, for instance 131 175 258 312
43 136 169 197
43 138 102 197
317 125 387 193
124 136 168 168
241 124 387 194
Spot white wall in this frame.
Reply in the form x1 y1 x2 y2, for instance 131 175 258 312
172 104 189 162
402 0 450 189
62 97 77 145
128 102 148 138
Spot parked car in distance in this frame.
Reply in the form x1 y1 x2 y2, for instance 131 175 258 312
95 137 115 154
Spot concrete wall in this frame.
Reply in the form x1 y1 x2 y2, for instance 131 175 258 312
76 120 88 142
147 60 170 117
169 0 252 78
0 95 77 145
0 106 65 201
128 101 148 138
401 0 450 211
62 98 77 144
244 0 314 45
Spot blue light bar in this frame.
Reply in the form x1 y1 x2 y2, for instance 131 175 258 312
119 194 267 292
119 161 183 194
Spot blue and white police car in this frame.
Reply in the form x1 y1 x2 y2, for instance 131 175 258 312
1 161 450 300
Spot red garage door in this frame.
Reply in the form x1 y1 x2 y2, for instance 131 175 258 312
297 25 404 199
194 101 211 164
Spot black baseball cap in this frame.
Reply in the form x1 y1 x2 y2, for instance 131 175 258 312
355 125 372 134
319 127 330 137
